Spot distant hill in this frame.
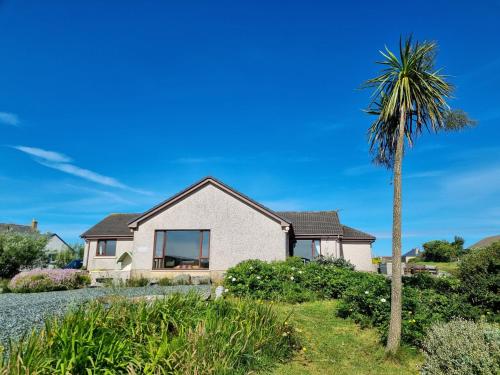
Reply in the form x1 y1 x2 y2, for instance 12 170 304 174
470 235 500 249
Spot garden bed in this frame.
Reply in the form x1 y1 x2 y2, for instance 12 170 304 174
0 285 210 349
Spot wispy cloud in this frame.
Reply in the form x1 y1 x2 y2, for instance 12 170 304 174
0 112 20 126
405 170 444 179
343 164 377 176
13 146 72 163
12 145 152 195
442 164 500 199
173 156 231 164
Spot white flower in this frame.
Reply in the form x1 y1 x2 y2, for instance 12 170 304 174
224 288 229 293
380 298 387 303
298 270 303 274
231 277 236 282
364 291 369 295
291 267 296 270
290 276 294 281
256 275 261 280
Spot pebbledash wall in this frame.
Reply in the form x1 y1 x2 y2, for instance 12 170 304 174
84 183 288 281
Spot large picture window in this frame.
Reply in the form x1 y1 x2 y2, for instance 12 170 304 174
153 230 210 270
96 239 117 256
293 239 320 261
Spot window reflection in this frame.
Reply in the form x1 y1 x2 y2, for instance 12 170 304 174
153 230 209 269
293 239 320 261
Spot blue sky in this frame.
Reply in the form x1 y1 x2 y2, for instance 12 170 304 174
1 1 499 255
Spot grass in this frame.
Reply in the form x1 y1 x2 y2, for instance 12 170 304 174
1 293 294 374
271 301 422 375
410 259 459 274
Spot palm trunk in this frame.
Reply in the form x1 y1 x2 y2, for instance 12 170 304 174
386 110 406 354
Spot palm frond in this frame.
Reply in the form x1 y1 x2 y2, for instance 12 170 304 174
363 36 459 168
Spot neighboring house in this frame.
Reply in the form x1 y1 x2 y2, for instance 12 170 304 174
81 177 376 281
0 220 73 265
403 247 422 262
44 233 74 266
470 235 500 249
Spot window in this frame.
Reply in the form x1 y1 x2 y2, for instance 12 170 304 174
96 239 117 256
293 239 320 261
153 230 209 270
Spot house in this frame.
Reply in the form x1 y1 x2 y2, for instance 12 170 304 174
402 247 422 262
81 177 376 281
0 220 73 266
470 235 500 249
44 233 74 266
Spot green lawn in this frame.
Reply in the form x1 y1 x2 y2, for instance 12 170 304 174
410 260 459 274
270 301 422 375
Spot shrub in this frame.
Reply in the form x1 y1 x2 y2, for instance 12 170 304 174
402 273 461 294
422 236 465 262
1 293 297 374
0 278 10 293
313 255 355 270
8 269 90 293
224 257 371 303
458 241 500 311
338 277 484 347
125 276 149 287
0 232 48 278
158 276 172 286
421 319 500 375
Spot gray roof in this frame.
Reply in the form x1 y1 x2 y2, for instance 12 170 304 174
0 223 34 234
80 179 374 242
470 235 500 249
277 211 343 235
81 210 375 241
81 213 140 237
403 248 421 257
341 225 376 241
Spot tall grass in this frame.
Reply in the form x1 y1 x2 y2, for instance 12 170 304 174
1 293 296 374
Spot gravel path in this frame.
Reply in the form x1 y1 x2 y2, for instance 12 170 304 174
0 285 211 349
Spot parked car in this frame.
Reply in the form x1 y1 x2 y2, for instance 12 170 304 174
63 259 83 269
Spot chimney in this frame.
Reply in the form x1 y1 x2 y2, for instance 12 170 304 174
31 219 38 231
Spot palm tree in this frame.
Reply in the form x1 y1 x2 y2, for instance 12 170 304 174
363 37 475 353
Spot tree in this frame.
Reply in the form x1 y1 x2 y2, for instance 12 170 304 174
363 37 476 353
458 241 500 310
0 232 48 278
421 236 466 262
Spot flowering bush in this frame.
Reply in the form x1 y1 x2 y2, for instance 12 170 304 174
421 319 500 375
8 269 90 293
338 276 485 347
223 257 371 303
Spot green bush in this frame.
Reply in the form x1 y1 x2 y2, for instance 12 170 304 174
337 276 484 347
125 276 149 287
224 257 366 303
402 273 461 294
1 293 297 374
313 255 355 270
421 319 500 375
458 241 500 311
158 276 172 286
0 232 48 278
422 236 465 262
0 278 10 293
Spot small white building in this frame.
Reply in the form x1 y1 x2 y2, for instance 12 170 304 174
81 177 376 281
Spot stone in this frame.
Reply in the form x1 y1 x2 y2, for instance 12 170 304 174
215 285 224 300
